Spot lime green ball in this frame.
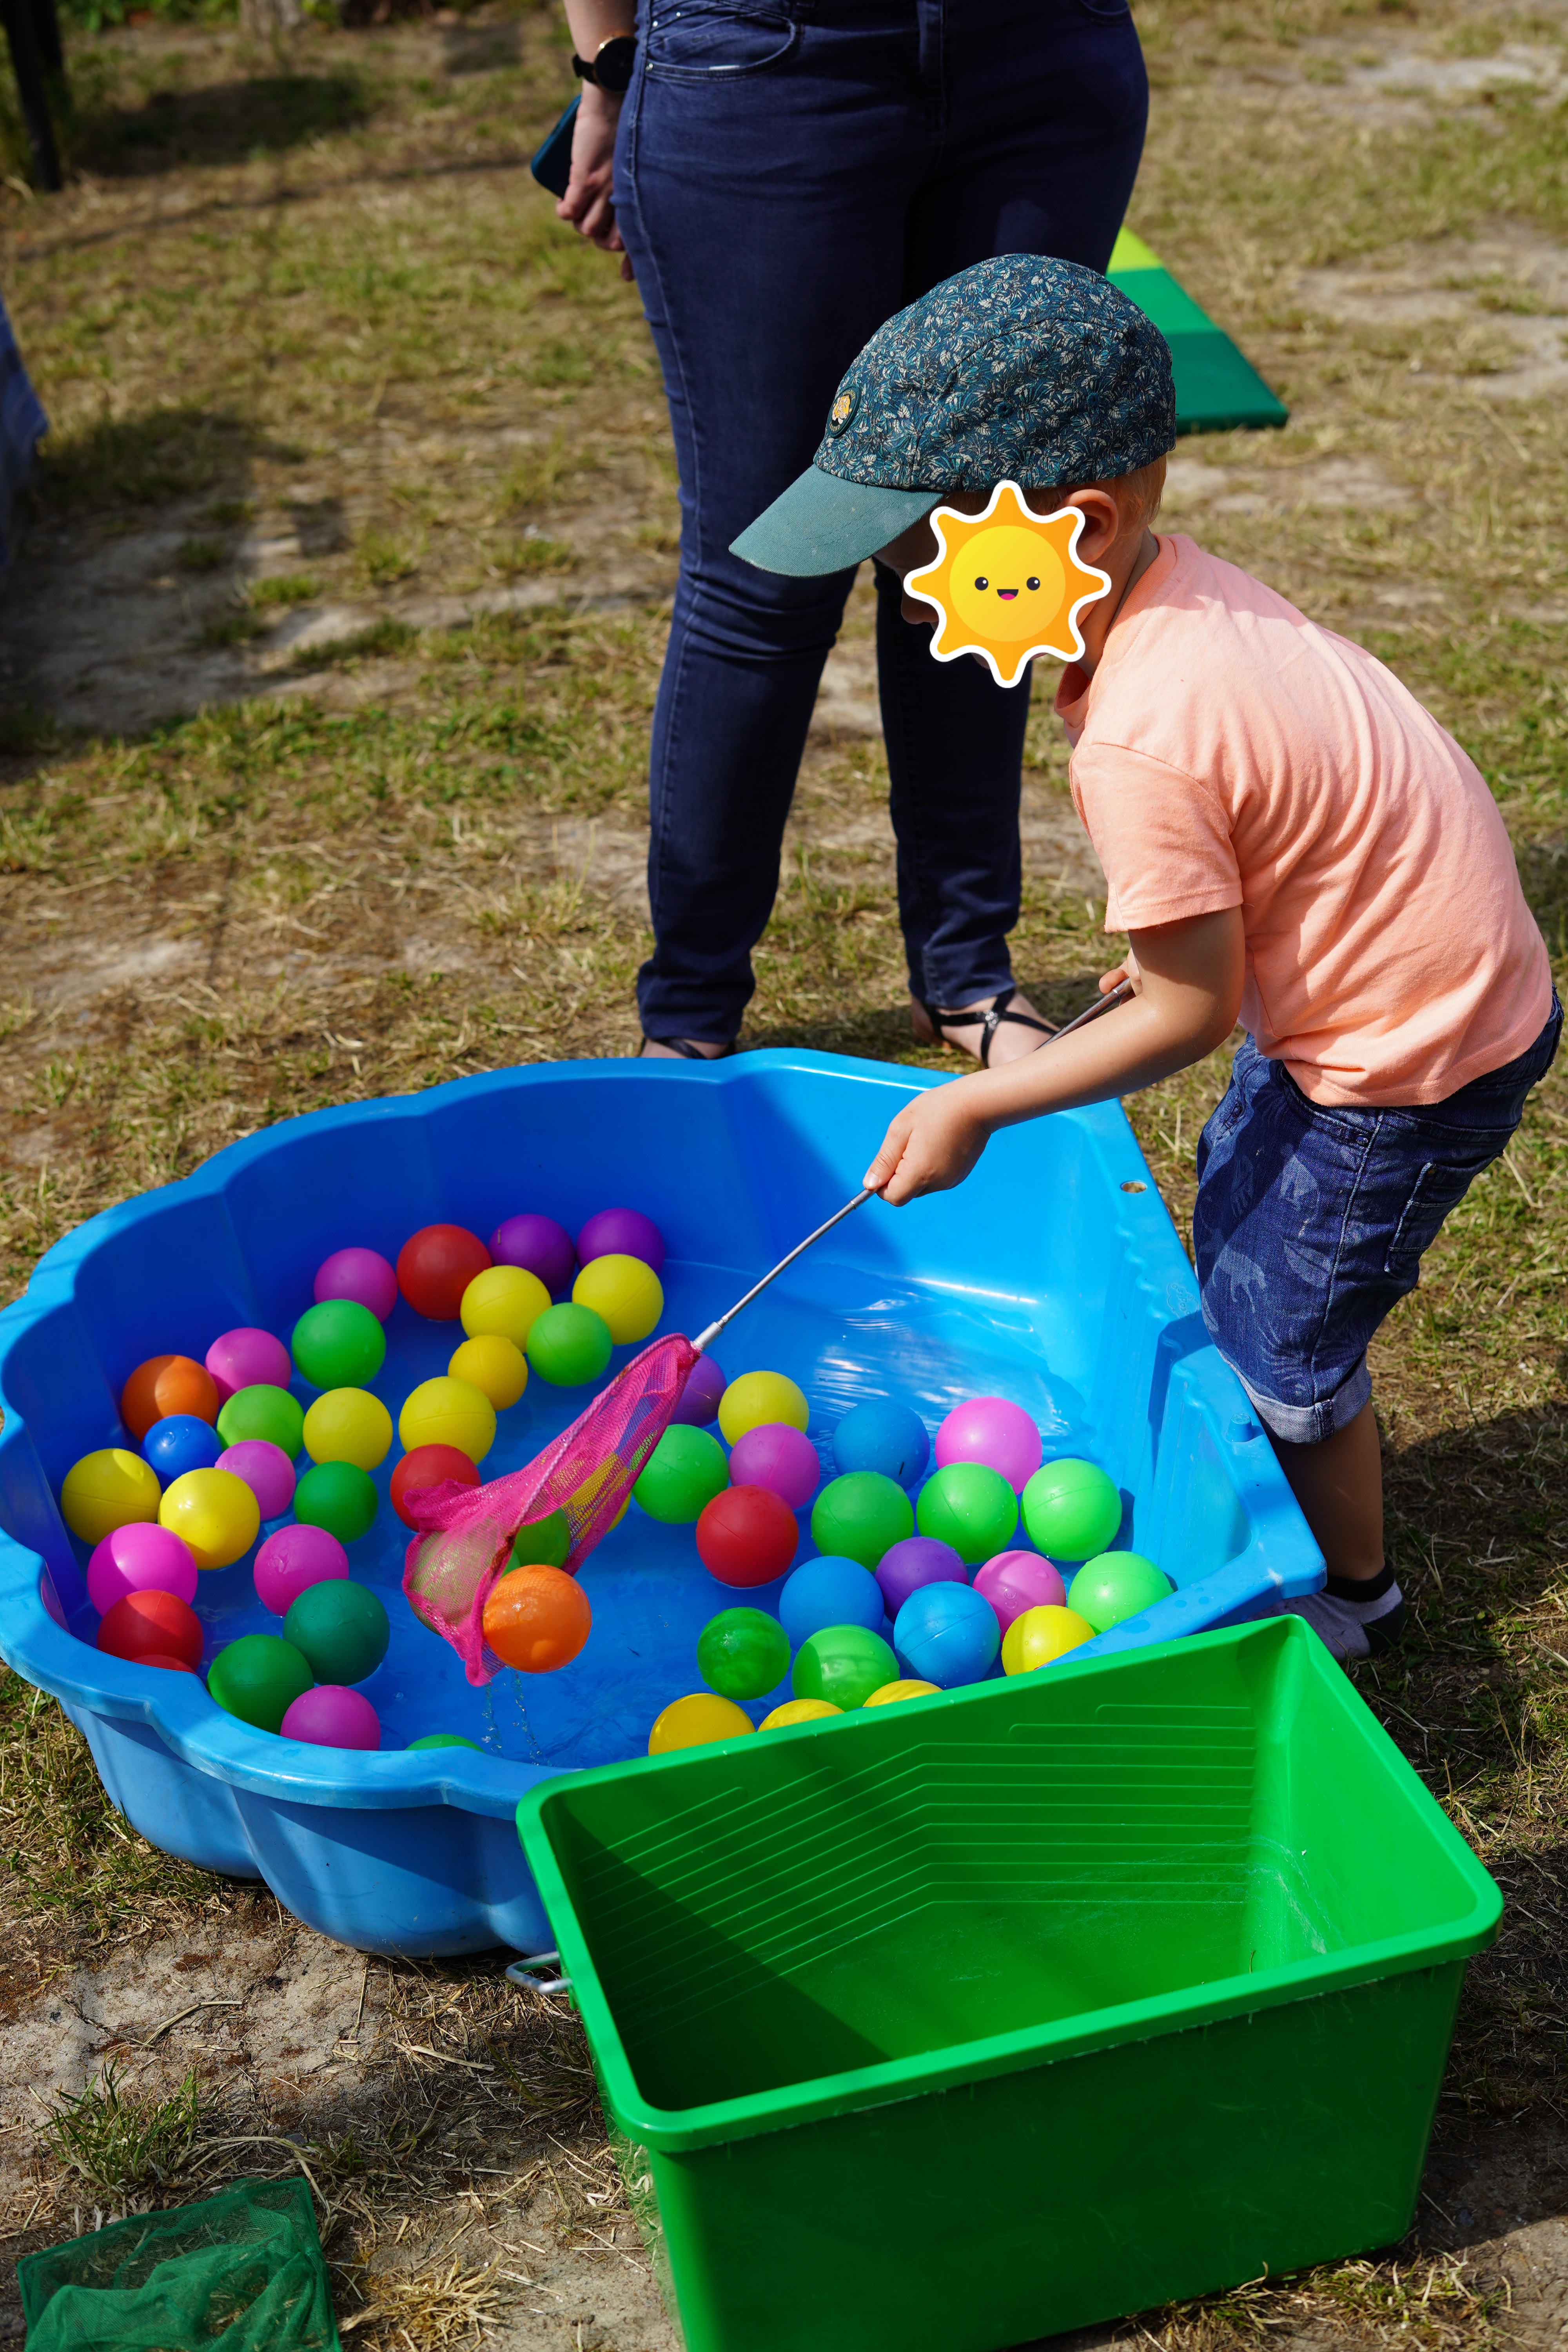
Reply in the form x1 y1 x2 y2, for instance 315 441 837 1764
216 1383 304 1457
792 1624 897 1710
527 1303 613 1387
916 1461 1018 1565
1021 1458 1122 1561
1067 1551 1172 1634
810 1472 913 1570
294 1459 379 1543
283 1579 390 1684
697 1607 790 1702
635 1426 729 1524
292 1299 387 1391
408 1732 482 1752
510 1508 571 1569
208 1634 313 1733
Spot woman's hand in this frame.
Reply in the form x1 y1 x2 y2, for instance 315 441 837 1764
557 85 633 278
863 1079 994 1207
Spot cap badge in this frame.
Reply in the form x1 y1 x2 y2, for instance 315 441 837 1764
827 388 858 435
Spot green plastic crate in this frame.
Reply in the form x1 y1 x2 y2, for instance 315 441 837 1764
515 1618 1499 2352
1108 229 1289 434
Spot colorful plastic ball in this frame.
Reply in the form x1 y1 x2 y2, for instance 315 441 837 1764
759 1697 842 1731
729 1423 820 1512
670 1355 726 1428
875 1535 967 1619
159 1468 261 1570
510 1508 571 1569
1002 1604 1096 1675
696 1484 798 1587
648 1692 753 1754
1021 1458 1122 1562
448 1334 528 1411
301 1388 394 1472
490 1213 576 1297
810 1471 914 1572
314 1247 399 1323
973 1550 1066 1634
482 1566 592 1673
61 1448 162 1544
120 1356 220 1444
1067 1551 1173 1633
397 1376 496 1464
893 1581 1001 1689
526 1303 613 1388
935 1396 1043 1495
283 1579 390 1685
697 1607 790 1702
459 1263 550 1348
792 1624 897 1711
864 1680 941 1707
208 1634 314 1733
634 1425 729 1524
87 1522 198 1616
281 1684 381 1750
205 1328 292 1404
291 1299 387 1391
578 1206 665 1275
718 1370 808 1445
831 1399 929 1488
141 1652 196 1673
216 1384 305 1459
407 1732 483 1752
397 1225 492 1321
916 1461 1018 1566
218 1439 296 1521
779 1556 884 1646
254 1523 349 1615
572 1254 664 1345
294 1460 380 1545
97 1588 203 1670
390 1445 479 1529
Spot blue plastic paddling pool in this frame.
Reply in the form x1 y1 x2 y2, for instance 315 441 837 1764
0 1051 1324 1957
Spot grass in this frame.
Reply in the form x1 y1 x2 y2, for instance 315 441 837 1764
42 2064 212 2199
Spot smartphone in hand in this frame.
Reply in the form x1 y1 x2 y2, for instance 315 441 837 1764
531 96 579 200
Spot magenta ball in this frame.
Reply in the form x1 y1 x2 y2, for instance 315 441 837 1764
875 1534 967 1619
205 1327 292 1403
87 1522 199 1615
670 1355 726 1428
974 1549 1067 1632
219 1439 296 1521
728 1422 819 1511
935 1396 1043 1494
280 1684 381 1750
314 1247 399 1322
489 1213 576 1298
254 1523 349 1616
577 1206 665 1274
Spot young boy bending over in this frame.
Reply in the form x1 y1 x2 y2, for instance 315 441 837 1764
734 255 1557 1662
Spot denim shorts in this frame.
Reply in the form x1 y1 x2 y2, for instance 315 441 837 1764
1193 999 1561 1445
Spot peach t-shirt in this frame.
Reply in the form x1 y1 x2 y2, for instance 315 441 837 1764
1056 535 1550 1106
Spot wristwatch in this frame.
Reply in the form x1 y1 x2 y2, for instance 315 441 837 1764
572 33 637 91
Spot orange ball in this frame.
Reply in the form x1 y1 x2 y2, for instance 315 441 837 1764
121 1354 220 1443
481 1565 591 1674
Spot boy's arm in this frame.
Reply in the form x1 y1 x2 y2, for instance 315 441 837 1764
865 907 1245 1206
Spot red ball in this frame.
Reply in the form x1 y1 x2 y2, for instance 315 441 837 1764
140 1651 196 1673
396 1224 492 1320
97 1588 203 1670
696 1483 798 1588
390 1443 481 1529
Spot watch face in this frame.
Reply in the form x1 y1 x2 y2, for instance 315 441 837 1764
595 33 637 91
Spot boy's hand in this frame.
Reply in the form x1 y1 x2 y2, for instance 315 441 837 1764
864 1080 992 1206
1099 946 1142 996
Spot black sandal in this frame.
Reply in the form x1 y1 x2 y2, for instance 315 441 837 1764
917 985 1054 1069
639 1035 737 1061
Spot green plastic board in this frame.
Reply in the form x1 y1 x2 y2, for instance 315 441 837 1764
1109 228 1288 434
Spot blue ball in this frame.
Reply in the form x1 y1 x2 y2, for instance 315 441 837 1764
779 1555 886 1647
832 1399 930 1489
893 1581 1001 1689
143 1413 224 1482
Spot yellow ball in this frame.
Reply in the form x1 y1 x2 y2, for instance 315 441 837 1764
398 1376 497 1465
158 1466 260 1570
60 1448 161 1544
449 1334 528 1411
302 1387 394 1471
648 1692 755 1755
461 1264 551 1348
863 1680 941 1707
572 1254 664 1345
1001 1604 1096 1676
717 1369 809 1445
759 1697 843 1731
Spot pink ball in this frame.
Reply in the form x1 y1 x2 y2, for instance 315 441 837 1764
728 1422 820 1511
254 1523 349 1615
280 1684 381 1750
577 1206 664 1274
219 1439 296 1521
973 1550 1066 1633
935 1397 1043 1495
88 1522 199 1615
205 1327 292 1403
314 1247 399 1322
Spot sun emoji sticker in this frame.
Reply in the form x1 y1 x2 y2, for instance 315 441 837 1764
904 482 1112 688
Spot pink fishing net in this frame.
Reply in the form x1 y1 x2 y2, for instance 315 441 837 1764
401 1332 699 1685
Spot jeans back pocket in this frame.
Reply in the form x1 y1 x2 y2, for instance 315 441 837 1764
645 3 799 79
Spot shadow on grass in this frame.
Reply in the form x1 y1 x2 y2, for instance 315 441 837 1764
72 71 368 176
745 970 1116 1068
34 403 297 514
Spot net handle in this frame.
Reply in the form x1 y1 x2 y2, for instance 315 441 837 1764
693 1189 872 1354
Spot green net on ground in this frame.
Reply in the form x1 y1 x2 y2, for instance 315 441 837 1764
18 2177 340 2352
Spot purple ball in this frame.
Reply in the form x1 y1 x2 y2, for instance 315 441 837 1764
729 1422 820 1512
314 1247 399 1323
670 1355 726 1427
219 1439 297 1521
254 1523 349 1616
88 1522 198 1615
935 1397 1043 1495
488 1213 576 1298
577 1206 664 1275
205 1326 291 1403
973 1549 1066 1633
875 1535 968 1619
281 1684 381 1750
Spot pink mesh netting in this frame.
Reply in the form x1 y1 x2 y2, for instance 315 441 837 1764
401 1332 699 1684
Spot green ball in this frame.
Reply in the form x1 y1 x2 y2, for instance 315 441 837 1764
636 1426 730 1524
294 1459 379 1543
1067 1551 1172 1634
283 1579 390 1684
407 1733 482 1752
697 1607 790 1702
510 1507 571 1569
792 1624 897 1710
1021 1458 1122 1562
810 1472 913 1570
527 1303 613 1387
208 1634 313 1733
216 1383 305 1457
291 1299 387 1391
915 1461 1018 1565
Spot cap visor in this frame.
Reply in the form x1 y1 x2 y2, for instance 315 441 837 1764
731 467 942 576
